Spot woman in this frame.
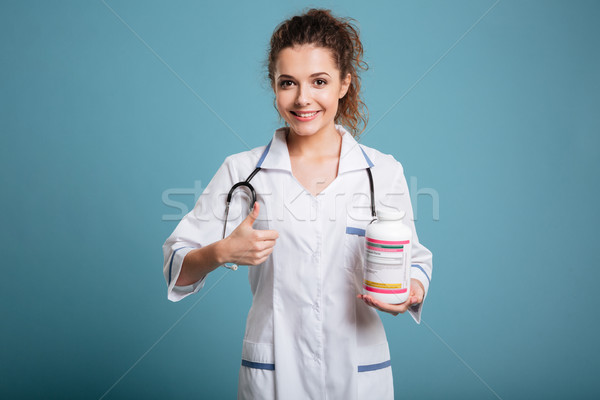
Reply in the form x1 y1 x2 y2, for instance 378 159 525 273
163 8 433 399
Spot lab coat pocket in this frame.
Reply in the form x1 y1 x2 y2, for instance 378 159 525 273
357 342 394 400
344 214 370 294
238 341 275 400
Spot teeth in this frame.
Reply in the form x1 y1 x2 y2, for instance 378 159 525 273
296 111 318 117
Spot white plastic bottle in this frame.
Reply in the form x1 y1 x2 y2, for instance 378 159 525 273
364 210 412 304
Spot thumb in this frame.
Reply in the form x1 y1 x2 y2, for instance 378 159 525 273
244 202 259 226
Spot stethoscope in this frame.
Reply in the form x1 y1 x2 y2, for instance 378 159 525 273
221 142 376 270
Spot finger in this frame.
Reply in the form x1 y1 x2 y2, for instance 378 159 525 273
261 238 278 247
254 240 275 252
244 202 260 226
256 247 274 259
359 295 374 306
361 295 373 306
255 249 275 264
259 242 277 253
246 249 271 266
255 256 269 265
256 229 279 240
412 286 424 304
368 296 384 310
411 279 425 294
363 294 374 304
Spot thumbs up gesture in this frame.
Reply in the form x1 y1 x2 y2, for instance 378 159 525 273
222 202 279 266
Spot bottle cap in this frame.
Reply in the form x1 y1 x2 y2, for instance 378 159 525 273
377 210 405 221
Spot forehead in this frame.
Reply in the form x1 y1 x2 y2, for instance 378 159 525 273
275 45 339 77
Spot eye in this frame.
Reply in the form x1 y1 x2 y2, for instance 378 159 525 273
314 79 327 86
279 80 294 88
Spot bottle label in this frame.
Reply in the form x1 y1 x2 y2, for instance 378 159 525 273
366 237 409 262
363 279 406 294
364 237 410 296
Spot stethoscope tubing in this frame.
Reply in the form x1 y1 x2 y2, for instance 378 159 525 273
221 166 376 270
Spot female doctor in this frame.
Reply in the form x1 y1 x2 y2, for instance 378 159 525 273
163 8 433 399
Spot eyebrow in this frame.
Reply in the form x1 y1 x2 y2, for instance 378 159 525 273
277 72 332 79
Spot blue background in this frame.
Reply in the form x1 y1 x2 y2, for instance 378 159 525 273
1 0 599 399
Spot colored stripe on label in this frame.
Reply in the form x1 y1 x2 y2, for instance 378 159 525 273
364 285 408 294
366 242 404 249
366 245 404 252
366 237 410 245
364 280 403 289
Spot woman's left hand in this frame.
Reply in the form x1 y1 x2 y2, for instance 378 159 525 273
358 279 425 316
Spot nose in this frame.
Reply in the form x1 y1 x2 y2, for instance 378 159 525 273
294 83 311 106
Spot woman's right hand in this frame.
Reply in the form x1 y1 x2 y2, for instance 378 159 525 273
221 202 279 265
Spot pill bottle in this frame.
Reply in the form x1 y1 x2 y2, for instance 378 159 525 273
364 210 412 304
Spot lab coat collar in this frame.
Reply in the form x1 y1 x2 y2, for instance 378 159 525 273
337 125 374 174
257 124 374 173
256 127 292 171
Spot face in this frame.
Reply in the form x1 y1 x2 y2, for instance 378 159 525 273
273 45 351 138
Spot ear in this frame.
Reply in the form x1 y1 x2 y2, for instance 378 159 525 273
339 73 352 99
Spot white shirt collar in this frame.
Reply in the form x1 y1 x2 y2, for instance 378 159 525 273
258 124 373 174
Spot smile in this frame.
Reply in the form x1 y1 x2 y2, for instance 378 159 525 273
291 110 320 121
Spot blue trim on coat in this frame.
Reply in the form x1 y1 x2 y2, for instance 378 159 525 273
359 146 374 168
255 140 272 168
346 227 366 237
240 359 391 372
241 360 275 370
358 360 391 372
411 264 431 284
168 247 193 286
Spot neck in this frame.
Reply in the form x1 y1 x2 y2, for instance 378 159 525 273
286 124 342 158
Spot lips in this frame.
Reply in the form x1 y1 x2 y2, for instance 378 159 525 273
291 111 319 117
290 110 320 121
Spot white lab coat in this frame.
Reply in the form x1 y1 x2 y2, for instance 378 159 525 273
163 124 433 399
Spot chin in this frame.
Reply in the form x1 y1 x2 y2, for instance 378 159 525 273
289 125 318 136
286 119 332 138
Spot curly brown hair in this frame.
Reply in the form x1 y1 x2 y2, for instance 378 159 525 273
267 8 369 137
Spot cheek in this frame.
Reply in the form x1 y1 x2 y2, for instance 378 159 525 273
274 97 284 114
315 90 340 111
275 91 292 111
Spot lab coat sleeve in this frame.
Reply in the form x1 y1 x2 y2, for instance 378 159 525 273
162 155 245 302
385 159 433 324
